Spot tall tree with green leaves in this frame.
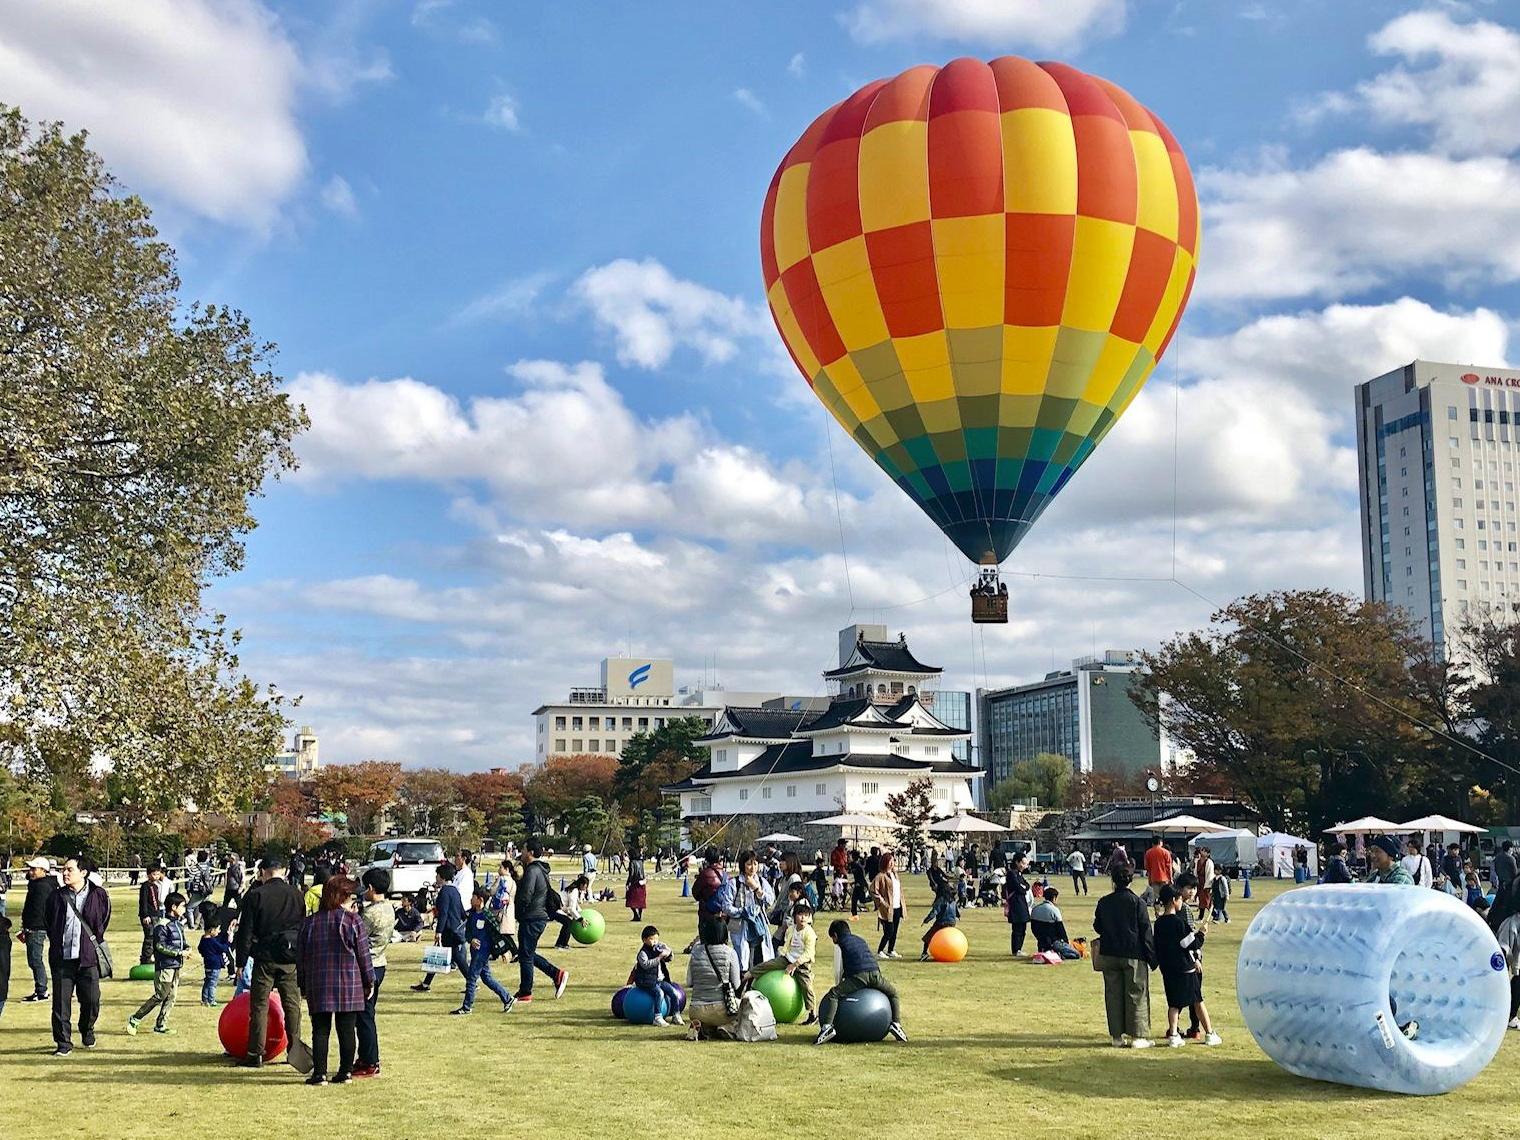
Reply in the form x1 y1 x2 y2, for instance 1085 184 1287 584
885 777 936 864
0 107 307 816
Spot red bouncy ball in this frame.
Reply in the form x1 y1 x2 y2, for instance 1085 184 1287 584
217 991 288 1060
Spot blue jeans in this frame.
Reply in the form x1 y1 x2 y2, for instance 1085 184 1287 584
357 965 385 1068
464 950 512 1010
516 917 559 997
201 967 222 1004
233 957 253 997
636 979 681 1015
26 930 48 997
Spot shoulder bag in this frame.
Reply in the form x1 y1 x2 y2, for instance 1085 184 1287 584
702 943 740 1016
64 888 113 979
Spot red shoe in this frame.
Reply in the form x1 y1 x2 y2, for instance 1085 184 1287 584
351 1064 379 1079
513 993 533 1004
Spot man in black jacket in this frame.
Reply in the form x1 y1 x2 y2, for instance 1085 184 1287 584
137 864 167 965
235 853 306 1068
1322 844 1353 884
512 842 567 1004
44 857 112 1056
20 857 56 1001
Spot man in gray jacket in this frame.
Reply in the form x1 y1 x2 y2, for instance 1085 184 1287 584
512 842 567 1004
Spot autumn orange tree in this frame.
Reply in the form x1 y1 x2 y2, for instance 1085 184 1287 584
312 761 403 834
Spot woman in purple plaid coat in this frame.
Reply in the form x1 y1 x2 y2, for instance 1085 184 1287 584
297 876 374 1085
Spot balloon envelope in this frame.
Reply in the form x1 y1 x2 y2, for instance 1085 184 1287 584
761 57 1200 564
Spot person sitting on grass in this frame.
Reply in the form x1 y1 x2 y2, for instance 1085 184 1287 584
747 899 818 1025
1155 886 1220 1047
919 875 960 961
198 918 234 1008
686 916 740 1041
1030 888 1079 958
128 891 189 1036
394 896 423 941
453 887 515 1016
633 925 684 1028
814 919 905 1045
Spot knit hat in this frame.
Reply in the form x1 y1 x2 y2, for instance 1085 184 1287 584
1368 835 1400 859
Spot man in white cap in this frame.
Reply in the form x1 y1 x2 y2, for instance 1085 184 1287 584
20 858 57 1002
581 845 598 890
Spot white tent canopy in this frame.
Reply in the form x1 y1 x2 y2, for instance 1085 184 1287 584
1258 831 1319 877
1141 814 1234 835
1401 815 1486 835
1194 828 1256 868
927 813 1009 834
808 813 892 841
1325 816 1401 834
758 832 803 844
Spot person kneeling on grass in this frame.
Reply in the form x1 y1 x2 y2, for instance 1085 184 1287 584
814 919 905 1045
747 899 818 1025
633 925 684 1027
1154 886 1220 1047
128 892 189 1036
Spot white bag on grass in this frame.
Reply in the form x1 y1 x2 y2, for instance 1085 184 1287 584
730 991 777 1042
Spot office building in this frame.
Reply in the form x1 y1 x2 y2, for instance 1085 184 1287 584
978 650 1168 783
1355 360 1520 659
268 725 320 778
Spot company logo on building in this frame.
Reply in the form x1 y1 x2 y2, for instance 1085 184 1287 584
1461 373 1480 385
1460 372 1520 388
628 663 652 689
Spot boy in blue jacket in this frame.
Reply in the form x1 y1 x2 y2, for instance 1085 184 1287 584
127 891 188 1035
198 918 234 1007
454 888 516 1015
814 919 906 1045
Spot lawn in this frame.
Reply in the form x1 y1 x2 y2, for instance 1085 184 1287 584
0 866 1515 1140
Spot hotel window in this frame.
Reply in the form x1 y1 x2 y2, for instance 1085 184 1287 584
1454 498 1464 508
605 737 617 751
589 716 600 729
554 716 566 730
554 738 566 752
588 739 599 751
1450 437 1459 447
572 739 583 751
1449 406 1458 419
638 717 648 729
739 788 749 801
1457 539 1466 549
1458 580 1468 590
1457 559 1466 569
622 717 632 729
572 717 583 729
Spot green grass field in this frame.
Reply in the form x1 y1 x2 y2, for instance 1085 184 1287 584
0 867 1515 1139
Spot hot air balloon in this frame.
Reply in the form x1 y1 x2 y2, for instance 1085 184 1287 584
760 57 1200 622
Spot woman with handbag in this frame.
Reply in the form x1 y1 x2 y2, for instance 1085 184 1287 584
727 851 774 972
297 876 374 1085
685 916 741 1040
1092 866 1157 1049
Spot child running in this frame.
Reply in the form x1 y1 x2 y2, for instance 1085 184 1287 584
748 898 818 1025
919 877 960 961
127 891 189 1036
1154 886 1221 1047
454 888 516 1015
198 918 234 1007
814 919 905 1045
632 925 684 1027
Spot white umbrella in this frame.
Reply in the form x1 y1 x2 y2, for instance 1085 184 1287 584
1400 814 1486 835
1141 814 1234 835
1325 816 1401 834
758 832 804 844
927 813 1009 834
809 812 892 842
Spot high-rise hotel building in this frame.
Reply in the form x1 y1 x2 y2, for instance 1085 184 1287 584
1356 360 1520 658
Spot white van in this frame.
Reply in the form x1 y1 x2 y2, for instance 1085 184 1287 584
362 838 445 898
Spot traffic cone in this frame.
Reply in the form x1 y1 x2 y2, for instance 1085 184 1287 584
1242 869 1252 899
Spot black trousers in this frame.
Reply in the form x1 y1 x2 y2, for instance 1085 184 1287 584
1510 975 1520 1021
1009 921 1028 956
51 959 100 1049
309 1009 358 1078
356 965 385 1068
878 908 902 954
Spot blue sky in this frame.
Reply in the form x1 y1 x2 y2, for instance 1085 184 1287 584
6 1 1520 768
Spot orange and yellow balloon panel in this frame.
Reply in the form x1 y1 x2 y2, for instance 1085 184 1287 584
761 57 1200 565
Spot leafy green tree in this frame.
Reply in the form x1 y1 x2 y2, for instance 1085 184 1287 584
988 753 1073 810
885 777 936 864
0 107 305 816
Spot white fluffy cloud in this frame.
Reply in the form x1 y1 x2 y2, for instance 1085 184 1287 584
1197 148 1520 301
842 0 1126 50
571 258 769 370
1185 298 1512 407
0 0 306 226
319 174 359 219
1317 10 1520 158
483 94 521 131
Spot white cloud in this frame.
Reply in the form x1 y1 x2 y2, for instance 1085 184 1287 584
0 0 306 227
571 258 769 370
842 0 1126 50
1315 10 1520 158
733 87 767 116
1185 298 1512 407
1197 148 1520 301
450 273 555 325
788 53 806 78
484 94 521 131
319 174 359 219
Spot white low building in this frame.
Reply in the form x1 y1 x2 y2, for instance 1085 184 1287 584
664 628 981 832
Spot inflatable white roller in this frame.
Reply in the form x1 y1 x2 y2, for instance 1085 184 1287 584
1236 885 1509 1095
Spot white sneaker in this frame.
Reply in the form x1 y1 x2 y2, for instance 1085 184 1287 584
671 1012 685 1025
652 1016 668 1027
1166 1033 1184 1048
1130 1038 1154 1049
888 951 902 959
1203 1032 1223 1046
877 950 889 959
1509 1017 1520 1030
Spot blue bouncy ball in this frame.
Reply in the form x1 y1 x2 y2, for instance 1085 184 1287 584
611 986 631 1019
622 986 668 1025
834 987 892 1043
